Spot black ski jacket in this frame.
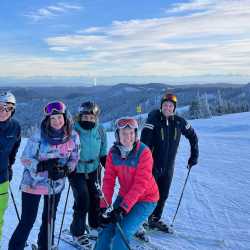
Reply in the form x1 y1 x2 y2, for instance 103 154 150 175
0 118 21 184
141 109 198 178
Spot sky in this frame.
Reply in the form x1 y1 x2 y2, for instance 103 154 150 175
1 0 250 85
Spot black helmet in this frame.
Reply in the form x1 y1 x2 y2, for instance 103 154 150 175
78 101 100 116
160 93 177 111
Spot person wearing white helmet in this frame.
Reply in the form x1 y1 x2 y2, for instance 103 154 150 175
0 91 21 244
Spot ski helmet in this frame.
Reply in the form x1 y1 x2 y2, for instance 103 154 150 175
43 101 73 136
78 101 100 117
160 93 177 111
114 117 139 142
0 91 16 116
0 91 16 105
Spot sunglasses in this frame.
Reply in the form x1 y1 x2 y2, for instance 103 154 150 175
162 94 177 103
116 117 138 129
0 104 14 112
44 101 66 116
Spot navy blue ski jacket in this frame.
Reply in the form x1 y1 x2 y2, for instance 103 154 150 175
0 118 21 184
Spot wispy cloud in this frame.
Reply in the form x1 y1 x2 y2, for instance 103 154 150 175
166 0 216 13
42 0 250 77
24 2 82 21
3 0 250 81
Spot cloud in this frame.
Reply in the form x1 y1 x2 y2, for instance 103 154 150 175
4 0 250 81
24 2 82 21
166 0 216 13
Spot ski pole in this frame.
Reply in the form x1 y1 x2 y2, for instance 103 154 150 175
50 180 56 249
9 184 21 222
57 183 70 247
9 184 29 247
170 167 191 228
48 179 53 250
95 182 132 250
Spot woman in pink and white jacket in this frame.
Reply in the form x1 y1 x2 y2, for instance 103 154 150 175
9 101 80 250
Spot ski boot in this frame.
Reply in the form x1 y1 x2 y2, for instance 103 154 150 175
147 216 173 233
134 226 150 243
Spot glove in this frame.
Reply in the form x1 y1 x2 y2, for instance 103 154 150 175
48 165 67 181
36 158 59 173
67 168 76 180
108 207 126 224
99 208 111 226
100 155 107 168
187 156 198 169
8 165 13 182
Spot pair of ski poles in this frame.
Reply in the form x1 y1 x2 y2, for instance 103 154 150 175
10 167 192 249
9 181 59 250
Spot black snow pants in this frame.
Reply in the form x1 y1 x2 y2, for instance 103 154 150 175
8 191 61 250
150 168 174 221
69 170 100 236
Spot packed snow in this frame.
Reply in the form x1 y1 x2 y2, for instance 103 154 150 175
2 112 250 250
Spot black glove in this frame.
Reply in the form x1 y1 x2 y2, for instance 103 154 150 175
67 168 76 180
8 165 13 182
48 165 67 181
187 156 198 169
99 208 111 226
100 155 107 168
108 207 126 224
36 158 59 173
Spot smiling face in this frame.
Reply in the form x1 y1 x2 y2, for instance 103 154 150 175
49 114 65 130
161 101 175 117
119 127 136 148
0 102 14 122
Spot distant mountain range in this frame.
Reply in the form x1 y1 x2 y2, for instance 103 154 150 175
1 83 250 135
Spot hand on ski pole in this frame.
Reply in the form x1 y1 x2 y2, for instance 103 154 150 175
36 158 69 180
108 207 126 224
36 158 59 172
187 155 198 169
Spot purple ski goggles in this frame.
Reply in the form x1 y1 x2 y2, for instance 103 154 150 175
44 101 66 116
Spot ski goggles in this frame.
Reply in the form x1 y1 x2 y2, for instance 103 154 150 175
79 106 99 116
162 93 177 103
116 117 138 129
0 103 14 112
44 101 66 116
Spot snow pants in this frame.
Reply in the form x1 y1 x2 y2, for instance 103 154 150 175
94 197 156 250
0 181 9 244
69 170 100 236
8 191 61 250
150 168 174 221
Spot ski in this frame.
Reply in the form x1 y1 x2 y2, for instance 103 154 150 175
143 222 174 234
132 237 167 250
62 228 98 241
58 229 97 250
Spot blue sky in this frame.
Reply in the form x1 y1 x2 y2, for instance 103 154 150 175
1 0 250 85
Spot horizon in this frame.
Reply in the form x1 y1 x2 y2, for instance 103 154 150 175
1 0 250 85
1 80 250 88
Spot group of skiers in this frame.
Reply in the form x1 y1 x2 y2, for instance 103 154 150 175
0 90 199 250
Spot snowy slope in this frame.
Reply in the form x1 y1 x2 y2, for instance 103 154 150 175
2 112 250 250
